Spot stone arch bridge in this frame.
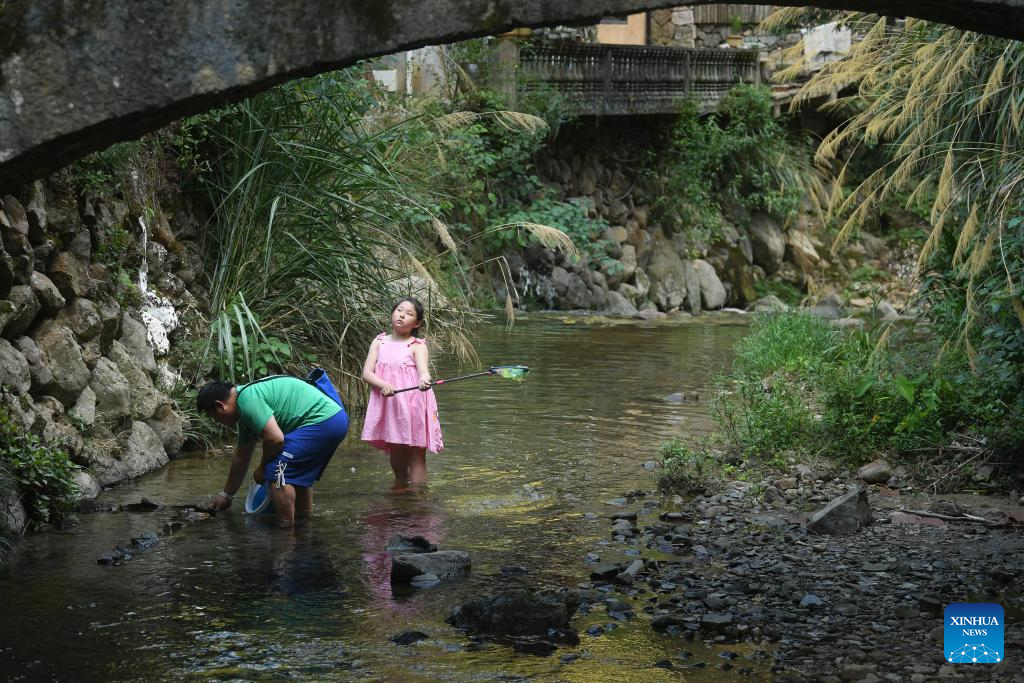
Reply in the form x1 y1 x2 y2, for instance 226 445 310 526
2 0 1023 186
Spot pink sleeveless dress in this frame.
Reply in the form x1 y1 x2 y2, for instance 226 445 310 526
361 334 444 454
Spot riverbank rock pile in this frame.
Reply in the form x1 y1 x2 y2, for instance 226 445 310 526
0 181 210 537
579 475 1024 680
496 122 919 317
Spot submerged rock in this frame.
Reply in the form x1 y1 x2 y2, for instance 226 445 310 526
131 531 159 549
390 630 428 645
386 534 437 554
446 589 579 636
391 550 471 584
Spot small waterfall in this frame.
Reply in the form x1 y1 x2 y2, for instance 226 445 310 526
137 214 149 293
129 167 179 361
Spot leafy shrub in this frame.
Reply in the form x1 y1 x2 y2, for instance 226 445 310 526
715 309 1024 479
0 408 79 526
754 279 804 307
496 197 613 267
650 85 821 249
656 439 722 493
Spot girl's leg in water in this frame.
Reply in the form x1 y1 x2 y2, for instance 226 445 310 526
408 447 427 485
389 444 410 484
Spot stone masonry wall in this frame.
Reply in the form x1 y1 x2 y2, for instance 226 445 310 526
0 178 209 536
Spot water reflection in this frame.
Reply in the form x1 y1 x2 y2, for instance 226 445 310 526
359 489 447 611
0 314 753 681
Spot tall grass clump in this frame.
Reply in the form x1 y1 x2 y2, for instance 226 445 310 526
195 70 485 393
756 10 1024 476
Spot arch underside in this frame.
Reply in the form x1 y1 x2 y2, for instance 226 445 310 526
2 0 1022 186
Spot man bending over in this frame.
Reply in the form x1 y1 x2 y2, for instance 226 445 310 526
197 377 348 525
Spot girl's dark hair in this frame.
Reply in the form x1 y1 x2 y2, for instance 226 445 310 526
393 297 425 337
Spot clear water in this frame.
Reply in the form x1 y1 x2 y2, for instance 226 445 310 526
0 313 763 681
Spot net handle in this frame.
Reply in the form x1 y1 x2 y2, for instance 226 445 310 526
392 365 529 394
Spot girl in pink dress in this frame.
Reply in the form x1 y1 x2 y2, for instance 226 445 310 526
360 297 444 485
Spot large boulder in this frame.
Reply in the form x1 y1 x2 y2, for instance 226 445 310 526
73 470 101 500
0 299 14 335
786 229 821 273
723 245 757 305
118 313 157 376
446 589 579 636
0 390 38 434
605 290 639 317
748 212 786 274
89 357 132 422
391 550 472 584
109 341 169 421
29 271 65 314
646 233 688 311
0 339 31 395
24 182 48 245
0 249 14 299
145 403 186 457
809 293 844 320
56 297 103 344
550 267 593 310
5 285 41 337
807 487 873 535
14 336 52 394
47 250 92 299
682 259 701 314
857 458 893 484
96 295 122 352
83 421 168 486
71 385 97 429
29 320 91 407
0 196 34 283
604 245 636 290
694 260 727 310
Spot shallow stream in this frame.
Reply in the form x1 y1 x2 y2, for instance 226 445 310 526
1 313 758 681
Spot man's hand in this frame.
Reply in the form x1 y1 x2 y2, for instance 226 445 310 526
253 468 265 484
212 493 232 512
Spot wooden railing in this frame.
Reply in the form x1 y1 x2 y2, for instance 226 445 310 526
515 42 761 116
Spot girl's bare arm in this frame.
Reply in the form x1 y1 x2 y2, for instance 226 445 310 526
361 339 394 394
412 342 432 390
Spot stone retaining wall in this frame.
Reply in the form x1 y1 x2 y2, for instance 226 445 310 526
0 178 209 536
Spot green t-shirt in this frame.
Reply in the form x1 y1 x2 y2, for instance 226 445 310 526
235 377 341 444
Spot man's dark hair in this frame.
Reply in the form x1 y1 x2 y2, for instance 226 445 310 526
196 380 235 411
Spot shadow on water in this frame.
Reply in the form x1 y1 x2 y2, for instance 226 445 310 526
0 313 765 681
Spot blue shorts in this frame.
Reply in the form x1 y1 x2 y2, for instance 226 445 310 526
263 409 349 488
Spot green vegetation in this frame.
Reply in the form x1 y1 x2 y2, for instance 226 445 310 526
657 439 723 493
649 85 823 250
0 407 79 528
654 13 1024 495
709 312 1021 489
754 279 804 306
